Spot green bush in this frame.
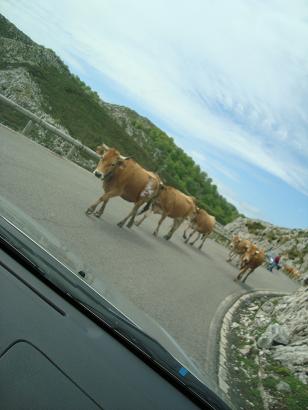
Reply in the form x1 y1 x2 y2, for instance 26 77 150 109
246 221 266 234
267 231 278 241
288 246 301 260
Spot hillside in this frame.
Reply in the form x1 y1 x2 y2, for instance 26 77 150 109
225 217 308 274
0 13 239 224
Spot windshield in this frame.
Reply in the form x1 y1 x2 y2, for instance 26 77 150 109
1 3 307 409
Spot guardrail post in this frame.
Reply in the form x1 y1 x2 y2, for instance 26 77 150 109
66 145 76 160
22 120 33 135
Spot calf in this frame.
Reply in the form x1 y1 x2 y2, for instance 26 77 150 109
183 208 216 250
135 186 196 240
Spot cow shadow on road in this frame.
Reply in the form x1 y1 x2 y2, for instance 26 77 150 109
235 281 253 291
156 237 193 257
88 216 154 249
184 243 215 261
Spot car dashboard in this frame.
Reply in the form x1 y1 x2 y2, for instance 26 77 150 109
0 217 229 410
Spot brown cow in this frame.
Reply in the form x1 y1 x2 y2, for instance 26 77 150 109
227 236 251 263
86 144 161 228
182 208 216 250
227 235 241 261
135 186 196 240
291 269 301 280
235 245 265 283
283 265 301 280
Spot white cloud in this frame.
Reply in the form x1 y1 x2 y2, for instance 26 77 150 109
190 150 240 183
214 179 262 219
3 0 308 196
190 150 206 164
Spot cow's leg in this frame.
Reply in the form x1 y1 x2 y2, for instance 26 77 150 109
183 224 191 240
86 190 118 216
94 199 109 217
135 209 152 227
189 231 201 245
241 268 254 283
234 265 247 281
184 228 196 244
118 199 146 228
236 254 244 268
198 233 209 250
227 249 234 262
153 214 167 236
164 218 184 240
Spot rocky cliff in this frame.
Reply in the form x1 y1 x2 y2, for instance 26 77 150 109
228 284 308 409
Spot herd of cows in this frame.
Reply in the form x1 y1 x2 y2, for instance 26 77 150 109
85 144 301 284
85 144 215 244
227 235 304 283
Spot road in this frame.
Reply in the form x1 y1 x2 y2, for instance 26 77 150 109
0 124 298 378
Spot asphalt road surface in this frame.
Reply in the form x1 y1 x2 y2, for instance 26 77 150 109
0 124 298 378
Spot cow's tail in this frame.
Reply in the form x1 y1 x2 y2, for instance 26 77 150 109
137 182 164 215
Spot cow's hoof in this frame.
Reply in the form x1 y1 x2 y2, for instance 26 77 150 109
233 278 238 282
163 235 170 240
189 242 194 246
126 221 134 228
152 231 157 236
94 212 101 218
117 221 124 228
85 208 93 215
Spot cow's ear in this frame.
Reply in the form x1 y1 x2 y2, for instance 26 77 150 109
102 144 110 150
96 145 105 155
115 158 125 166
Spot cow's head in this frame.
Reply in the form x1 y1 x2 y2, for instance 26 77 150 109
242 246 260 265
93 145 127 180
230 235 240 249
187 206 199 223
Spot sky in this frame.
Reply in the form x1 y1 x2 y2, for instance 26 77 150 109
2 0 308 228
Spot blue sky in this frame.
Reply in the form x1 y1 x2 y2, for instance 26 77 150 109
2 0 308 228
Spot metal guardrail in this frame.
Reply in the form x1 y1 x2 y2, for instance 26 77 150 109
0 93 100 160
213 222 230 242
